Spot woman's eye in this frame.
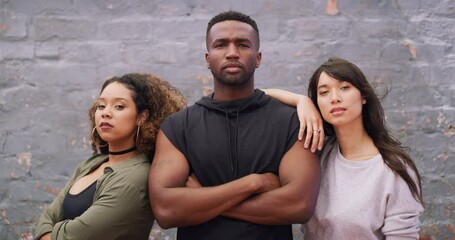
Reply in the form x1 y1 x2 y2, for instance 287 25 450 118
341 86 350 90
115 105 124 110
97 105 105 110
319 91 329 95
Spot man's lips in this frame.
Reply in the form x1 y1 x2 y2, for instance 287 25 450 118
222 62 243 70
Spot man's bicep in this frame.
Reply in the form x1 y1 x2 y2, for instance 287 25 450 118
150 130 190 188
279 140 321 194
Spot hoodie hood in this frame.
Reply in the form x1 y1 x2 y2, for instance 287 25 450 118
195 89 270 177
195 89 270 116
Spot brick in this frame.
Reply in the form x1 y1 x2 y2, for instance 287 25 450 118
35 40 60 59
152 18 207 41
124 41 191 64
401 85 447 108
254 17 280 42
130 1 194 17
391 64 432 86
5 132 65 156
34 17 97 41
431 64 455 86
60 41 123 64
99 20 150 40
96 63 130 82
73 0 130 15
408 19 455 46
261 42 316 64
337 0 402 18
7 0 72 15
417 43 452 67
1 60 35 86
256 62 300 87
324 42 382 66
0 43 3 60
393 0 421 15
421 1 455 18
286 18 350 41
32 62 97 88
380 41 417 66
151 63 206 85
386 109 454 135
1 41 34 59
0 11 27 40
401 132 449 173
350 19 407 39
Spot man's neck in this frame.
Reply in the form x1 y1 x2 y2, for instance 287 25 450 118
212 82 255 101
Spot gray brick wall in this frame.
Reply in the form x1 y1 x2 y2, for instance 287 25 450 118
0 0 453 239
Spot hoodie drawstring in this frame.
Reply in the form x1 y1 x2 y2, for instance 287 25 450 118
224 108 235 174
224 107 240 178
234 108 240 177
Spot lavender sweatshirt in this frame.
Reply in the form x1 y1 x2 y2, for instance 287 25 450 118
303 140 423 240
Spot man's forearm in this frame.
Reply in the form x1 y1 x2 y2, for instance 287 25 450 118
222 140 321 225
151 173 279 228
222 182 316 225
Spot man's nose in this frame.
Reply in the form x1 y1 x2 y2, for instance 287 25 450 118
226 44 239 58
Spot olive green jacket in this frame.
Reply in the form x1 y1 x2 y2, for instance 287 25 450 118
34 153 154 240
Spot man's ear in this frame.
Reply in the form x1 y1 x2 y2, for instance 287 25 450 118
205 52 210 69
256 51 262 68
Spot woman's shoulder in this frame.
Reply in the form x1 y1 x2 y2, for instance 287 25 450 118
74 153 108 172
319 137 337 161
103 154 150 188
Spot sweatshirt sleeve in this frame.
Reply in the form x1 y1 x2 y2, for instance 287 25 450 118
381 169 424 239
34 169 80 240
49 171 152 240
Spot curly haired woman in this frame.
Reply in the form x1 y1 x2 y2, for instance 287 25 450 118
34 73 186 240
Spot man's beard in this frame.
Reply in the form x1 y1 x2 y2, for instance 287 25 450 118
212 68 255 86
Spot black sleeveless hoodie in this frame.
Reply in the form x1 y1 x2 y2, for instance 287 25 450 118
160 89 299 240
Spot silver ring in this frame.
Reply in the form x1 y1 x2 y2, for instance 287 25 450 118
313 129 321 133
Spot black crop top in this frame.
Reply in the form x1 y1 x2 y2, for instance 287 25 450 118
62 181 97 220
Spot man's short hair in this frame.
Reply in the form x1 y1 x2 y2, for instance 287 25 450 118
206 10 260 50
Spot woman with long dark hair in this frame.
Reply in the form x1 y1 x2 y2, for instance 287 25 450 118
266 57 423 239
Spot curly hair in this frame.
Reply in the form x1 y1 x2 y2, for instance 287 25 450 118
89 73 187 160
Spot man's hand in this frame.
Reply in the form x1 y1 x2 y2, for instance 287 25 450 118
186 173 280 194
186 174 202 188
253 173 281 194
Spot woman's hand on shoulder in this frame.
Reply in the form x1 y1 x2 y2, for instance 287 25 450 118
296 95 324 153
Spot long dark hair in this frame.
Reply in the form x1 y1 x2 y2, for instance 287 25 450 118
308 57 423 204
